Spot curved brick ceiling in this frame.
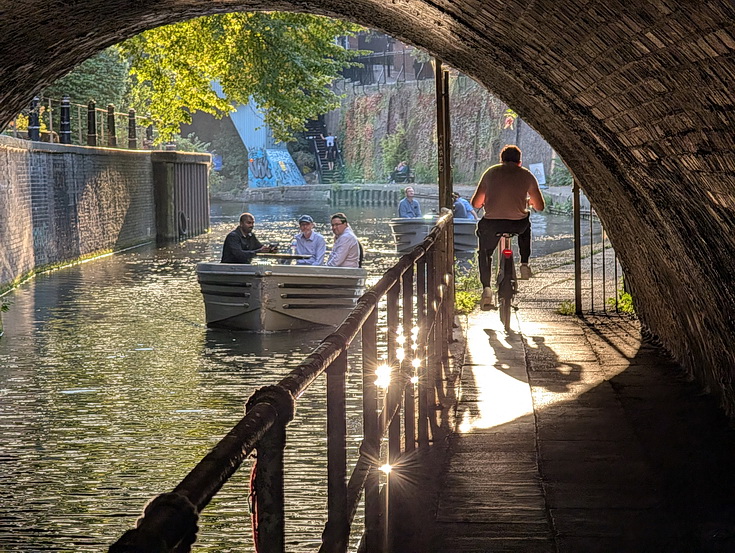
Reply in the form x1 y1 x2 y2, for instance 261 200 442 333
1 0 734 411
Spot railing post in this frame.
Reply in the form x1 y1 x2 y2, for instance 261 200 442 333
323 351 348 552
28 97 40 141
247 387 294 553
128 109 138 149
361 308 382 553
402 265 416 453
59 97 71 144
425 245 441 440
107 104 117 147
416 255 429 448
573 179 582 315
386 281 400 550
87 100 97 146
145 124 154 148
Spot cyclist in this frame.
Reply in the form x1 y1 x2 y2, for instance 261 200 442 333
470 145 545 309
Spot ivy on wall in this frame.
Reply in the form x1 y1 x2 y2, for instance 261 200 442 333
338 78 506 184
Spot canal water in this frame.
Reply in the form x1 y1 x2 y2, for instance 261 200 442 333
0 201 594 552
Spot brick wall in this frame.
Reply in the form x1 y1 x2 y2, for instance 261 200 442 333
0 135 155 289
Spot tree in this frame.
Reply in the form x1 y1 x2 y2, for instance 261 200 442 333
44 47 129 110
120 12 361 142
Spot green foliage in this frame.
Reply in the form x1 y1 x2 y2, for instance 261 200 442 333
549 162 573 187
608 289 635 314
40 47 131 143
455 260 482 314
342 163 365 183
44 47 130 109
287 134 317 176
557 300 576 315
171 133 210 153
0 298 10 313
455 291 479 315
119 13 362 142
413 161 437 184
380 124 410 174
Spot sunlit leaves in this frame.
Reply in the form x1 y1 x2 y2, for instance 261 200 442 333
119 12 361 142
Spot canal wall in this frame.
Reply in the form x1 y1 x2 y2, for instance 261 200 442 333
0 135 210 291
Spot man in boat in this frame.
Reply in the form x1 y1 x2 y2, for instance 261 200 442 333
221 212 275 264
292 214 326 265
327 213 362 268
452 192 479 220
397 186 421 218
471 145 545 308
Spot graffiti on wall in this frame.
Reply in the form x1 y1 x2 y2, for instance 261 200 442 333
248 148 307 188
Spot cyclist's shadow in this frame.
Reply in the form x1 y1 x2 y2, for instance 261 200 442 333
484 330 582 392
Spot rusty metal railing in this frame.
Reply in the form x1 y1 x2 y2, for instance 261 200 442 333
109 212 456 553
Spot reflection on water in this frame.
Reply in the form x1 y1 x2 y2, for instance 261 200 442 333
0 201 590 551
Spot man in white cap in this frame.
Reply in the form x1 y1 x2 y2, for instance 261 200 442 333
292 214 326 265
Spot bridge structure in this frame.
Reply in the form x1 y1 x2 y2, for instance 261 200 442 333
1 1 735 552
1 1 733 414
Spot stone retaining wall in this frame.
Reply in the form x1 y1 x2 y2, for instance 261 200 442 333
0 136 209 291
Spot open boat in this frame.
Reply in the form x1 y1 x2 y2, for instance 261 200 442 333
389 216 478 253
196 258 367 332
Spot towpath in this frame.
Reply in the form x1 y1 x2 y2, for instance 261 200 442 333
416 247 735 552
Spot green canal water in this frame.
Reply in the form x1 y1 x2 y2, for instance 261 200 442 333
0 201 593 551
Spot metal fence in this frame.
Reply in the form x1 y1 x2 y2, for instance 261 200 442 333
110 213 457 553
573 181 627 315
7 96 156 149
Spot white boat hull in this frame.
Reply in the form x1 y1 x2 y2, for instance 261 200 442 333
197 263 367 332
389 217 478 253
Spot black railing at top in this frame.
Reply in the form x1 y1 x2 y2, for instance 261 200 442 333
110 213 457 553
8 96 157 149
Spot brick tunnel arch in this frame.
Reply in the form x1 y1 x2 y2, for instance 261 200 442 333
1 1 734 411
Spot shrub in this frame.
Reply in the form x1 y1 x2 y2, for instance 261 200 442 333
455 260 482 314
549 162 573 187
556 300 576 315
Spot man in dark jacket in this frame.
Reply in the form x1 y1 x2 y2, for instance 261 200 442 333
221 212 274 263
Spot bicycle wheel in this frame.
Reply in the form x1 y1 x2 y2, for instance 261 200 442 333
499 296 512 331
497 257 514 331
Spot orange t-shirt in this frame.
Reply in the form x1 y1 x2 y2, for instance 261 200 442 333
477 163 540 220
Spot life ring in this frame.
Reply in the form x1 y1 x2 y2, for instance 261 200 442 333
178 211 188 235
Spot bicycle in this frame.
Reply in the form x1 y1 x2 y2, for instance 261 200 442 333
496 232 518 332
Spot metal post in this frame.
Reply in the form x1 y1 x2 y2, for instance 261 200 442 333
107 104 117 147
254 419 286 553
86 100 97 146
589 206 595 313
602 228 607 313
416 256 429 448
614 252 619 312
425 247 439 441
324 351 348 552
442 69 453 208
47 98 53 135
28 97 40 141
146 124 154 149
362 309 381 553
386 282 400 550
434 59 446 203
59 97 71 144
402 266 415 453
573 180 582 315
128 109 138 149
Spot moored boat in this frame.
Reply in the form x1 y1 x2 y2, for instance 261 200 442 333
197 261 367 332
389 216 478 253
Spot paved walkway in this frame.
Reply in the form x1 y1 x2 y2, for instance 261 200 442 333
426 252 735 553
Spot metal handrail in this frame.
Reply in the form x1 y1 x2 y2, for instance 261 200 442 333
311 136 324 184
110 213 456 553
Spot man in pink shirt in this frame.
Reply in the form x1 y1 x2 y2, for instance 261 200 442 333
471 145 545 309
